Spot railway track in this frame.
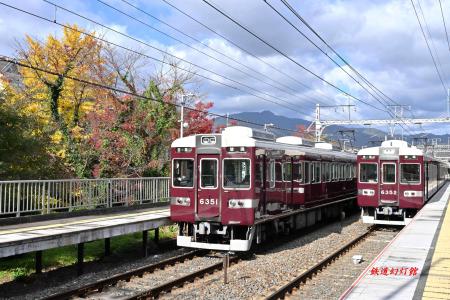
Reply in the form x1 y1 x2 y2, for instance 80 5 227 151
264 227 377 300
43 249 208 300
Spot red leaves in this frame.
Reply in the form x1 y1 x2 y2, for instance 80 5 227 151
183 101 214 136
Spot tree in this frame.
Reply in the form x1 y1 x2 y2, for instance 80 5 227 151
183 101 214 136
3 25 111 177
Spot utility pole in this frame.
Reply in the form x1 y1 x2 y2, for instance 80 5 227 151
179 94 193 138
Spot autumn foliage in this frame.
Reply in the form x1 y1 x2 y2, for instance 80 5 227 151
0 25 214 179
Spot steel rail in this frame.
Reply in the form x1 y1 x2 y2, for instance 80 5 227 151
126 256 239 299
264 227 375 300
43 249 207 300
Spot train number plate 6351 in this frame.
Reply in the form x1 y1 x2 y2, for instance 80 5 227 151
199 198 218 205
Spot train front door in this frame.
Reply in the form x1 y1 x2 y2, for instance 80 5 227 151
196 154 220 219
379 161 398 206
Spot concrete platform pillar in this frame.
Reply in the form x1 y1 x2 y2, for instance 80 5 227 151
35 250 42 274
77 243 84 276
104 238 111 256
154 228 159 243
142 230 148 257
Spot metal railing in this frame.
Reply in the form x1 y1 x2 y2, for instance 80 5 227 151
0 177 170 217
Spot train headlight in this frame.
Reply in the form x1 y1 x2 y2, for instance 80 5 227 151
238 200 244 207
229 200 237 207
171 197 191 206
404 191 423 197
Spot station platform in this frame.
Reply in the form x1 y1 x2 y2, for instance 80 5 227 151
340 183 450 300
0 205 171 263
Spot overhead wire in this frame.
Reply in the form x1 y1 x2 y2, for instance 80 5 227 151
0 55 300 134
438 0 450 52
0 1 307 115
160 0 336 105
411 0 448 94
110 0 322 107
201 0 390 113
264 0 393 110
96 0 314 107
43 0 307 114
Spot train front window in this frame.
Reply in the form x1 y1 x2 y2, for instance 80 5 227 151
401 164 420 184
360 163 378 183
382 163 396 184
173 159 194 187
200 159 218 188
224 159 251 188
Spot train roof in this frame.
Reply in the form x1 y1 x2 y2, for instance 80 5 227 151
358 140 423 157
171 126 356 161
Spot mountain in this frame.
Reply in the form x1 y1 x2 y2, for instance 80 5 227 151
214 111 450 148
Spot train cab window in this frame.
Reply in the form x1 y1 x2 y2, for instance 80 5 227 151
400 164 420 184
283 162 292 181
255 162 262 183
223 159 251 189
173 159 194 187
382 163 396 184
293 162 303 183
359 163 378 183
200 159 218 188
304 162 310 183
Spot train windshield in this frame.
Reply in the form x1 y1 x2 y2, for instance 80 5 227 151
401 164 420 184
223 159 250 188
173 159 194 187
382 163 396 183
360 163 378 183
200 159 218 188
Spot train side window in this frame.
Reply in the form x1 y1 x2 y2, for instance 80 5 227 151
276 163 282 182
293 162 303 183
359 163 378 183
382 163 396 184
322 162 327 182
304 162 310 183
283 162 292 181
311 162 316 183
172 159 194 188
326 163 331 182
268 160 275 188
223 159 251 189
315 162 321 183
400 163 420 184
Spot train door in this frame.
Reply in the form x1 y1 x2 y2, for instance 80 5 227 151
283 158 293 206
196 154 220 219
379 161 398 205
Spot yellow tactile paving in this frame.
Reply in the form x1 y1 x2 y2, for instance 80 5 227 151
423 198 450 299
0 208 169 236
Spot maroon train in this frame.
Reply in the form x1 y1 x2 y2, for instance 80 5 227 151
357 140 449 225
170 126 357 251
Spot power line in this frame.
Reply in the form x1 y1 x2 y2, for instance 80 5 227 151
273 0 403 108
416 0 449 86
1 1 306 115
438 0 450 52
264 0 396 111
97 0 307 106
112 0 320 107
271 0 416 134
43 0 306 114
160 0 335 105
411 0 448 94
0 55 300 134
201 0 389 113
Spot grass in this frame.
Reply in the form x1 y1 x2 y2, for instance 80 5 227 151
0 225 178 283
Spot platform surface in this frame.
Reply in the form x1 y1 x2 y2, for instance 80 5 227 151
340 183 450 300
0 206 170 258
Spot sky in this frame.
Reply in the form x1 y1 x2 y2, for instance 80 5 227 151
0 0 449 135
